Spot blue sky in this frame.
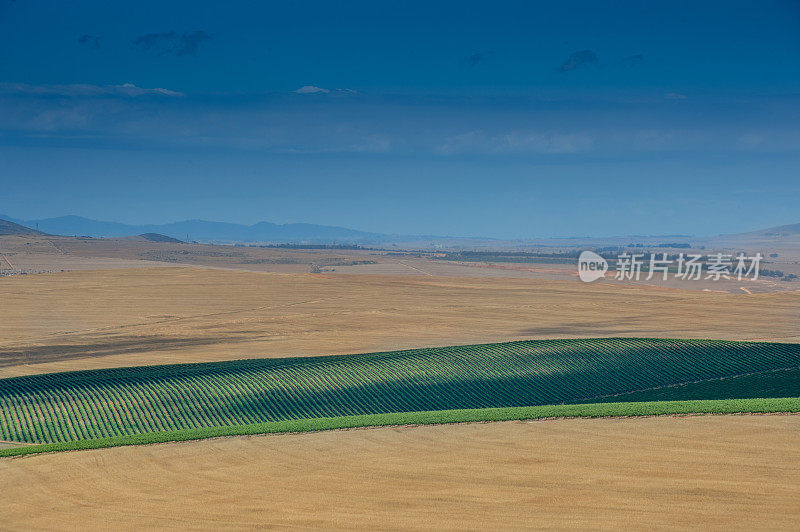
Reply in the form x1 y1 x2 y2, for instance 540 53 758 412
1 0 799 238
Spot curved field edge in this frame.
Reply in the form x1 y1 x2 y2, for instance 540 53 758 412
2 337 790 380
2 397 798 458
4 338 800 445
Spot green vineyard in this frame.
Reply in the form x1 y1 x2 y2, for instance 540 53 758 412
1 338 799 445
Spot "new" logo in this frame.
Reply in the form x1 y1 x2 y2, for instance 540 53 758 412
577 251 608 282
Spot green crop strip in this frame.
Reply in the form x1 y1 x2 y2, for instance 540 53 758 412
1 338 799 449
2 398 798 458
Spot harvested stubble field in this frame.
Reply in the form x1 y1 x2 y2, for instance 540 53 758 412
1 266 799 379
2 264 799 529
2 415 799 530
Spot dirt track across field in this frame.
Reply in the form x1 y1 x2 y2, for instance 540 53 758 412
2 415 798 530
1 267 798 377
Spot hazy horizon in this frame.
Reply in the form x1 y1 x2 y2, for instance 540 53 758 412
4 211 796 241
2 1 799 238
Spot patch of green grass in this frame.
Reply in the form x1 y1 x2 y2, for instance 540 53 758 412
2 397 798 458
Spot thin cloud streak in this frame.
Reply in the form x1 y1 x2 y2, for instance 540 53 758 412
0 82 185 97
1 87 798 157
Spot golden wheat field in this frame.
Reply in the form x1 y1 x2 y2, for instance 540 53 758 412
2 262 799 530
1 266 798 378
1 415 798 530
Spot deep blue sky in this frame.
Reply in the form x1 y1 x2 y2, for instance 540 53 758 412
1 1 799 237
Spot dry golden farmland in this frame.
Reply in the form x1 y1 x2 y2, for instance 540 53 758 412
2 415 799 530
1 256 799 531
1 266 798 378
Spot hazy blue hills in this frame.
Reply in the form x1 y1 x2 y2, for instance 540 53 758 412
0 215 387 243
2 214 798 247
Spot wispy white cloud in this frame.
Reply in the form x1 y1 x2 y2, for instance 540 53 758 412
293 86 357 95
0 82 185 97
1 89 796 158
294 85 330 94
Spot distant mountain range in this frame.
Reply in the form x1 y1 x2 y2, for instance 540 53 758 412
0 214 394 244
2 214 799 247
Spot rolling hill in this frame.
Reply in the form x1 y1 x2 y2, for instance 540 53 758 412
711 221 800 251
2 338 798 448
130 233 185 243
715 222 800 240
0 218 45 236
746 222 800 237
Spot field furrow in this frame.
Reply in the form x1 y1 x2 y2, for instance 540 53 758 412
1 338 799 444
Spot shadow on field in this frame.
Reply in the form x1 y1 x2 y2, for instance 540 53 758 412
0 334 251 368
3 339 800 443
